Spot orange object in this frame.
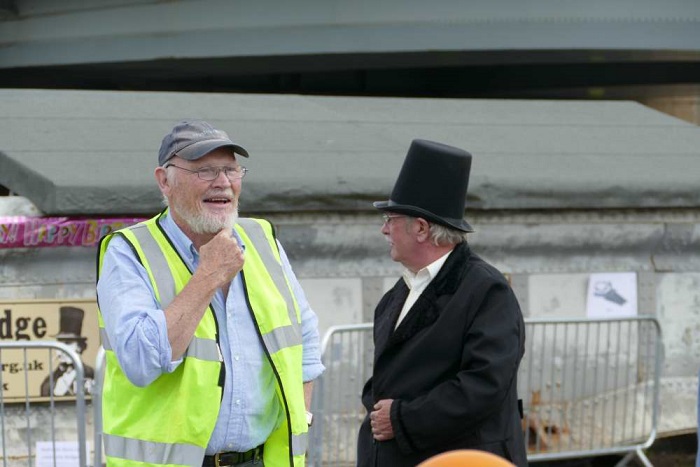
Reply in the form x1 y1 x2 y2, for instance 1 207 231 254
417 449 515 467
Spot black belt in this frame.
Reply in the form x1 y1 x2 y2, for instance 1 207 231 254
202 445 263 466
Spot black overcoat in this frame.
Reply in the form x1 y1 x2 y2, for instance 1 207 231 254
357 242 528 466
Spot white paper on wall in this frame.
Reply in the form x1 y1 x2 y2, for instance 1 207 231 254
586 272 638 319
35 441 90 467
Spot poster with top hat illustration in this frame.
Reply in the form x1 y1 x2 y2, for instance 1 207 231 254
0 299 99 402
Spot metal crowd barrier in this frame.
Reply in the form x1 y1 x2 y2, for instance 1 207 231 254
92 347 105 467
0 341 88 467
309 323 373 467
307 317 662 467
522 317 661 466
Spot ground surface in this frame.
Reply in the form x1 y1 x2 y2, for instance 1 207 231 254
530 434 697 467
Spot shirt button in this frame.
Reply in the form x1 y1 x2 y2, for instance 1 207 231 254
234 355 240 361
236 399 241 405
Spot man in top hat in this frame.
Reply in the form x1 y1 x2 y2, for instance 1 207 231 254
40 306 95 397
357 140 527 466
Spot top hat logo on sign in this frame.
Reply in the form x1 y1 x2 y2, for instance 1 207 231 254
53 306 87 343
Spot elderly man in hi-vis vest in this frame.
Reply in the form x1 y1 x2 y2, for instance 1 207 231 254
97 120 324 467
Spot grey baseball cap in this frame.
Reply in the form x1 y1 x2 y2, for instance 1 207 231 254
158 120 249 166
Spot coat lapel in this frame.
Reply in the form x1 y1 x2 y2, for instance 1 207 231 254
382 243 471 350
373 280 408 358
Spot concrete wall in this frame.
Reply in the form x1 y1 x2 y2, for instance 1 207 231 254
2 197 700 463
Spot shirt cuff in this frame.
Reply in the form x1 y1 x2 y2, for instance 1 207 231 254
303 362 326 383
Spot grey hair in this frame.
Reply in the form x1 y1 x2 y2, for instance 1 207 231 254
428 222 468 246
161 165 177 207
404 217 468 246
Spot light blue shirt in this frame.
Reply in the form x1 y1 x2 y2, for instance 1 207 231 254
97 212 324 454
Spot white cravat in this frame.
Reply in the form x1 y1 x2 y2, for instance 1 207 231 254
395 250 452 329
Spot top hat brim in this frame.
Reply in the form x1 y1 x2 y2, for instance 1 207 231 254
374 200 474 233
54 332 87 342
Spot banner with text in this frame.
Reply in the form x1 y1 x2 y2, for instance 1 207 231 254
0 299 100 402
0 216 145 249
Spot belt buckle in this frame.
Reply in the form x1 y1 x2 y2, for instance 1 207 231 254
214 452 237 467
252 447 262 464
212 447 260 466
213 451 243 467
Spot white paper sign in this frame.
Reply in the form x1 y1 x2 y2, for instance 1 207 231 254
36 441 89 467
586 272 638 319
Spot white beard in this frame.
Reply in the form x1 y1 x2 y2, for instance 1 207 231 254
173 203 238 234
163 169 239 235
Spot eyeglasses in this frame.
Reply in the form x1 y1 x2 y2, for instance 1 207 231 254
165 163 248 181
382 214 406 224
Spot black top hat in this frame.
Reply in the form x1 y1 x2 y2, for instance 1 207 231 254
54 306 87 342
374 139 474 232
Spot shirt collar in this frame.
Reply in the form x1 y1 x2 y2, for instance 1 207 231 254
402 249 453 290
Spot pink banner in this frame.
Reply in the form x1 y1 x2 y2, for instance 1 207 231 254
0 216 146 249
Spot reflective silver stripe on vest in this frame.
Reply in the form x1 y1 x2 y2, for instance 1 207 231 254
238 219 302 348
100 327 217 361
104 433 204 466
292 431 308 457
185 336 221 362
261 324 302 355
100 328 112 351
128 223 177 309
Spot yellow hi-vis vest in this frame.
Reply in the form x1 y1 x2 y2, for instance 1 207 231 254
97 211 308 467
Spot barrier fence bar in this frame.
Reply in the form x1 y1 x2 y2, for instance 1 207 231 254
520 317 660 466
93 347 105 467
307 317 661 467
0 341 88 467
309 323 373 467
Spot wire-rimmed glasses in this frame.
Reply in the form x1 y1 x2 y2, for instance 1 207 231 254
382 214 406 225
165 163 248 181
